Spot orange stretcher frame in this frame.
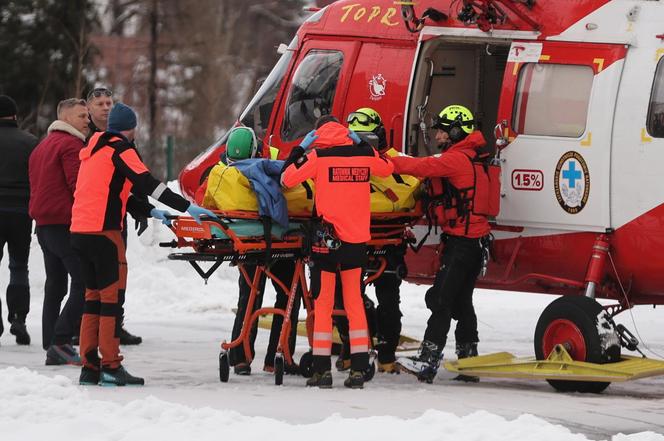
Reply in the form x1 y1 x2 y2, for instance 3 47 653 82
162 209 422 385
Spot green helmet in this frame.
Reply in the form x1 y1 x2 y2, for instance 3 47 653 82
433 104 475 134
226 127 257 162
346 107 382 132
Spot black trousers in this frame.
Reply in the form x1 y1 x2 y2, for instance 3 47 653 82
423 235 483 350
229 259 301 367
36 225 85 349
0 211 31 334
372 246 404 363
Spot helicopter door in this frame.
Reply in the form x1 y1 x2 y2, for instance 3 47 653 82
271 39 360 151
496 41 627 232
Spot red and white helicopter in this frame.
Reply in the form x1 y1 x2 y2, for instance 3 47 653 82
179 0 664 391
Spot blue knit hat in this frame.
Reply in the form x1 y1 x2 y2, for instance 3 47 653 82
107 102 137 132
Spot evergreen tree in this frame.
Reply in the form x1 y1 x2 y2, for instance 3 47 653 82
0 0 99 134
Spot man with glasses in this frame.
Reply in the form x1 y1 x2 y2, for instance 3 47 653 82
86 87 113 136
83 87 143 346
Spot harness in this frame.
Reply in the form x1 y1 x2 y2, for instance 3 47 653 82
412 150 500 251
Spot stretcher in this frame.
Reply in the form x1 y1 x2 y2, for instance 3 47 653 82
160 209 422 385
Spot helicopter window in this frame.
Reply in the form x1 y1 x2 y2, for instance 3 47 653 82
513 63 593 138
281 50 344 142
239 36 298 140
647 57 664 138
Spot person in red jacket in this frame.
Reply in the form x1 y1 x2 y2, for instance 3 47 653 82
29 98 89 364
71 103 216 386
281 116 393 389
393 105 491 383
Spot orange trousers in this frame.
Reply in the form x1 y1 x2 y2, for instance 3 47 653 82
312 268 369 357
71 231 127 370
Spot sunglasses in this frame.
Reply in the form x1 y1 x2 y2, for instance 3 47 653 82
87 88 113 100
346 112 379 126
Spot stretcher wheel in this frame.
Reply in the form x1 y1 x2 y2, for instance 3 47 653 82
363 361 376 382
395 264 408 281
534 296 618 393
219 352 230 383
299 350 314 378
274 354 284 386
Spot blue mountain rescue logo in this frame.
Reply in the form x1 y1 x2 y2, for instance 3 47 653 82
554 151 590 214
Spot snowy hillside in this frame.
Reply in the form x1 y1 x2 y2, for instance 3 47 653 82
1 195 663 440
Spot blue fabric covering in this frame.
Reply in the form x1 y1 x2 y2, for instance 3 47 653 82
231 158 289 228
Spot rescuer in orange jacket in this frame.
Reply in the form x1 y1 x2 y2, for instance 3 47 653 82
392 105 491 383
70 103 216 387
281 116 393 388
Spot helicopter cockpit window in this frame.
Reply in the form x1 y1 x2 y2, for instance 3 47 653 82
239 36 298 140
647 57 664 138
281 50 343 142
513 63 593 138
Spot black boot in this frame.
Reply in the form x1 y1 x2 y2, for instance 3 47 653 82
79 366 100 386
10 316 30 345
306 371 333 388
344 370 365 389
100 365 145 386
119 326 142 345
397 340 443 384
452 342 480 383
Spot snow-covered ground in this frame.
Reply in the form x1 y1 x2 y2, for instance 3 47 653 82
1 210 663 441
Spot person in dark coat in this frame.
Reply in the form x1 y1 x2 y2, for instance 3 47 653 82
29 98 89 364
0 95 38 345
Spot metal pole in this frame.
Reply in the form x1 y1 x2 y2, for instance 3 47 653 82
166 135 174 181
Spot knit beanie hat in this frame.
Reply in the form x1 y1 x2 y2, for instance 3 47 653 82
0 95 18 118
107 102 137 132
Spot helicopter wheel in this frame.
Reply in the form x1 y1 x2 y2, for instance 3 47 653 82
534 296 618 394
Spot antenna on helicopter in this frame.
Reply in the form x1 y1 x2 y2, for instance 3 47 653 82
395 2 448 33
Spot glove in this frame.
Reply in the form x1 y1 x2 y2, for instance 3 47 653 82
134 215 149 236
348 130 362 144
186 203 218 224
150 208 173 226
299 130 319 150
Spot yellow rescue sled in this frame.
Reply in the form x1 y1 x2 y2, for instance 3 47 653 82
444 344 664 392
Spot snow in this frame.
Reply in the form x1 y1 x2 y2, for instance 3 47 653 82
1 188 664 440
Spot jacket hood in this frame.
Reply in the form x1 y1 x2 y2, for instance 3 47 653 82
79 131 125 160
312 122 353 149
48 120 86 142
447 131 486 154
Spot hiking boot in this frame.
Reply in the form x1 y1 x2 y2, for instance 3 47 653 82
10 319 30 345
233 362 251 375
335 357 351 371
119 326 142 345
45 344 82 366
396 340 443 384
79 366 100 386
377 361 400 374
100 365 145 386
344 370 365 389
452 342 479 383
306 371 333 388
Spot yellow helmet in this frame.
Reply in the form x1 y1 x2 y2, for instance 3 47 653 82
433 104 475 135
346 107 382 132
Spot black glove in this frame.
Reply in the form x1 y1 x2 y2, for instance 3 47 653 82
280 146 306 174
134 215 148 236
